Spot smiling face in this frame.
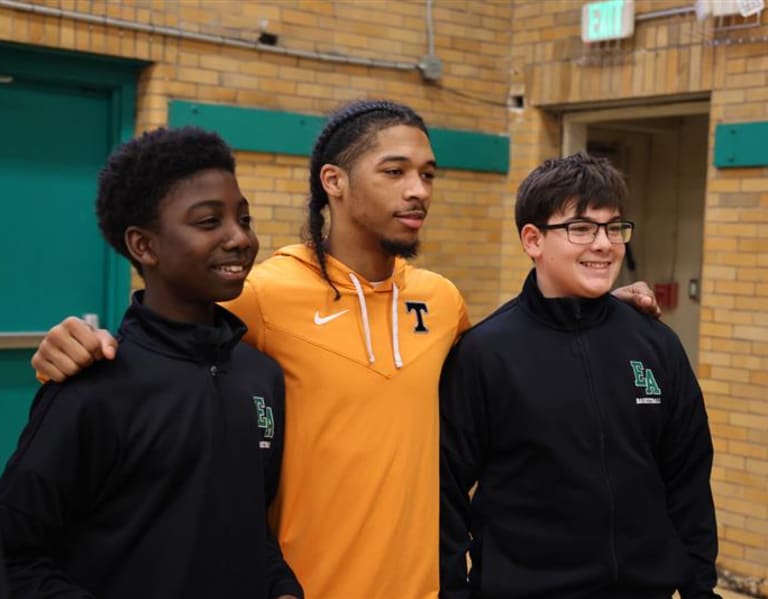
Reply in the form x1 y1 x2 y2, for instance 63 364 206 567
521 202 626 299
130 168 258 324
326 124 436 258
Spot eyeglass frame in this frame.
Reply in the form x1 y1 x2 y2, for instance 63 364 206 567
535 219 635 245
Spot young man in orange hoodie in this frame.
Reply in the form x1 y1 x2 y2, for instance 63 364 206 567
31 101 659 598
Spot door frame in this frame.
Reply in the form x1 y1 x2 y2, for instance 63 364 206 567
561 100 710 156
0 42 146 335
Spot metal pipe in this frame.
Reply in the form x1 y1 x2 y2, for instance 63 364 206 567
636 6 696 21
0 0 419 71
425 0 435 56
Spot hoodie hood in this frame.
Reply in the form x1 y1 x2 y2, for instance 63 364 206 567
273 244 408 368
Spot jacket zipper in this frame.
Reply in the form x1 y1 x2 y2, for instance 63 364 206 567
575 331 619 581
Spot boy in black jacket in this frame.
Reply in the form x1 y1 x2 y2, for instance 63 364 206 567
0 127 302 599
440 152 720 599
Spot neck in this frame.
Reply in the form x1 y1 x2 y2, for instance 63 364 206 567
325 234 395 281
141 287 216 326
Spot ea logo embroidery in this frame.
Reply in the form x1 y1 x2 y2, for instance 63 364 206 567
253 396 275 447
405 301 429 333
629 360 662 405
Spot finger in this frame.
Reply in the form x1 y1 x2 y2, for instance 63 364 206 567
60 319 106 358
44 330 100 366
31 347 84 382
631 281 653 297
97 331 119 360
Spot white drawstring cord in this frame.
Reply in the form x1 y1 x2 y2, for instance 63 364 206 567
392 282 403 369
349 273 375 364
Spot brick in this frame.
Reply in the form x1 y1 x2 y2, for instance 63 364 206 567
9 1 768 582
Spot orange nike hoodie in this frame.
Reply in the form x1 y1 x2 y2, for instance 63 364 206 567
223 244 469 599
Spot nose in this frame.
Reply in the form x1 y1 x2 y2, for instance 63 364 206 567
223 219 258 256
591 224 613 249
405 171 431 201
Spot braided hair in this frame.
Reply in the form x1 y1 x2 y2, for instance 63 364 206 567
305 100 429 299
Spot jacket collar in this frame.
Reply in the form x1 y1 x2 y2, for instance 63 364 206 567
119 291 247 364
519 269 611 331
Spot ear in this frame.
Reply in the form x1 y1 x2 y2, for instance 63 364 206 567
520 223 544 259
125 226 159 268
319 164 346 200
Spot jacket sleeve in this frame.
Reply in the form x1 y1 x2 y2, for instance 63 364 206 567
264 370 303 599
0 382 116 598
660 339 721 599
439 336 489 599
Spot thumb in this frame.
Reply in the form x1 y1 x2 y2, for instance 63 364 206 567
97 330 119 360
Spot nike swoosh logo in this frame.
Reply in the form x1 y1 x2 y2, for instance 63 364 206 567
314 309 350 325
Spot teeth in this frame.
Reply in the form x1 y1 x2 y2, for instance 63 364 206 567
582 262 609 268
216 264 244 273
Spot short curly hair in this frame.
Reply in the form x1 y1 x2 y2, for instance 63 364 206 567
96 126 235 271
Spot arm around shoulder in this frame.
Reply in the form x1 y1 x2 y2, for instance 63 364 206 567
31 316 118 383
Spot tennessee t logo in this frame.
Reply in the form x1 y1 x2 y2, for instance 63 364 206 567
405 301 429 333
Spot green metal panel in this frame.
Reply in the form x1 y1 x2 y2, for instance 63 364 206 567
169 101 326 157
169 100 510 174
0 43 142 468
429 128 510 174
714 121 768 168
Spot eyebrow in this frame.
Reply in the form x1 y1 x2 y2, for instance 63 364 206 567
564 216 625 223
186 197 248 212
377 154 438 169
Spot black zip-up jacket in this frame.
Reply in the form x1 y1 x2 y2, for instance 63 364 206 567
0 535 8 599
440 270 719 599
0 293 302 599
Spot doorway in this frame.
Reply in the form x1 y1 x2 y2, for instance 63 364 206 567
0 43 143 466
563 102 710 368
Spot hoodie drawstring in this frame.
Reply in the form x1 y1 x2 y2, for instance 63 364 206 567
348 272 403 369
349 273 375 364
392 283 403 369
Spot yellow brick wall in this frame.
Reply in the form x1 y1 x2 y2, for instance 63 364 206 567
508 0 768 589
4 0 768 588
0 0 513 324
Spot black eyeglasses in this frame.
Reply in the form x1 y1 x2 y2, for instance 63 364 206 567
537 219 634 244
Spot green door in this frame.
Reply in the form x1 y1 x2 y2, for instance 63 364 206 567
0 44 142 467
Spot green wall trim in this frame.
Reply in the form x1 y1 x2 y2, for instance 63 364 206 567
714 121 768 168
1 42 144 330
169 100 510 174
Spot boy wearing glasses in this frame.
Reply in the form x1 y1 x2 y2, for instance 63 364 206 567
440 153 719 598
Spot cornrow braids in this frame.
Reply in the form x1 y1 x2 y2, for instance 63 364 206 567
304 99 429 299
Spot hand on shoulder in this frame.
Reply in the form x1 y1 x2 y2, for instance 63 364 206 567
31 317 118 383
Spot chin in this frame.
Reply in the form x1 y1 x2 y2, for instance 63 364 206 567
380 238 420 259
216 283 247 302
578 280 615 298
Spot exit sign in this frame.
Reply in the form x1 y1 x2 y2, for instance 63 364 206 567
581 0 635 43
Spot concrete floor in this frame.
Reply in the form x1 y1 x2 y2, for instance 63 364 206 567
716 589 753 599
673 589 753 599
